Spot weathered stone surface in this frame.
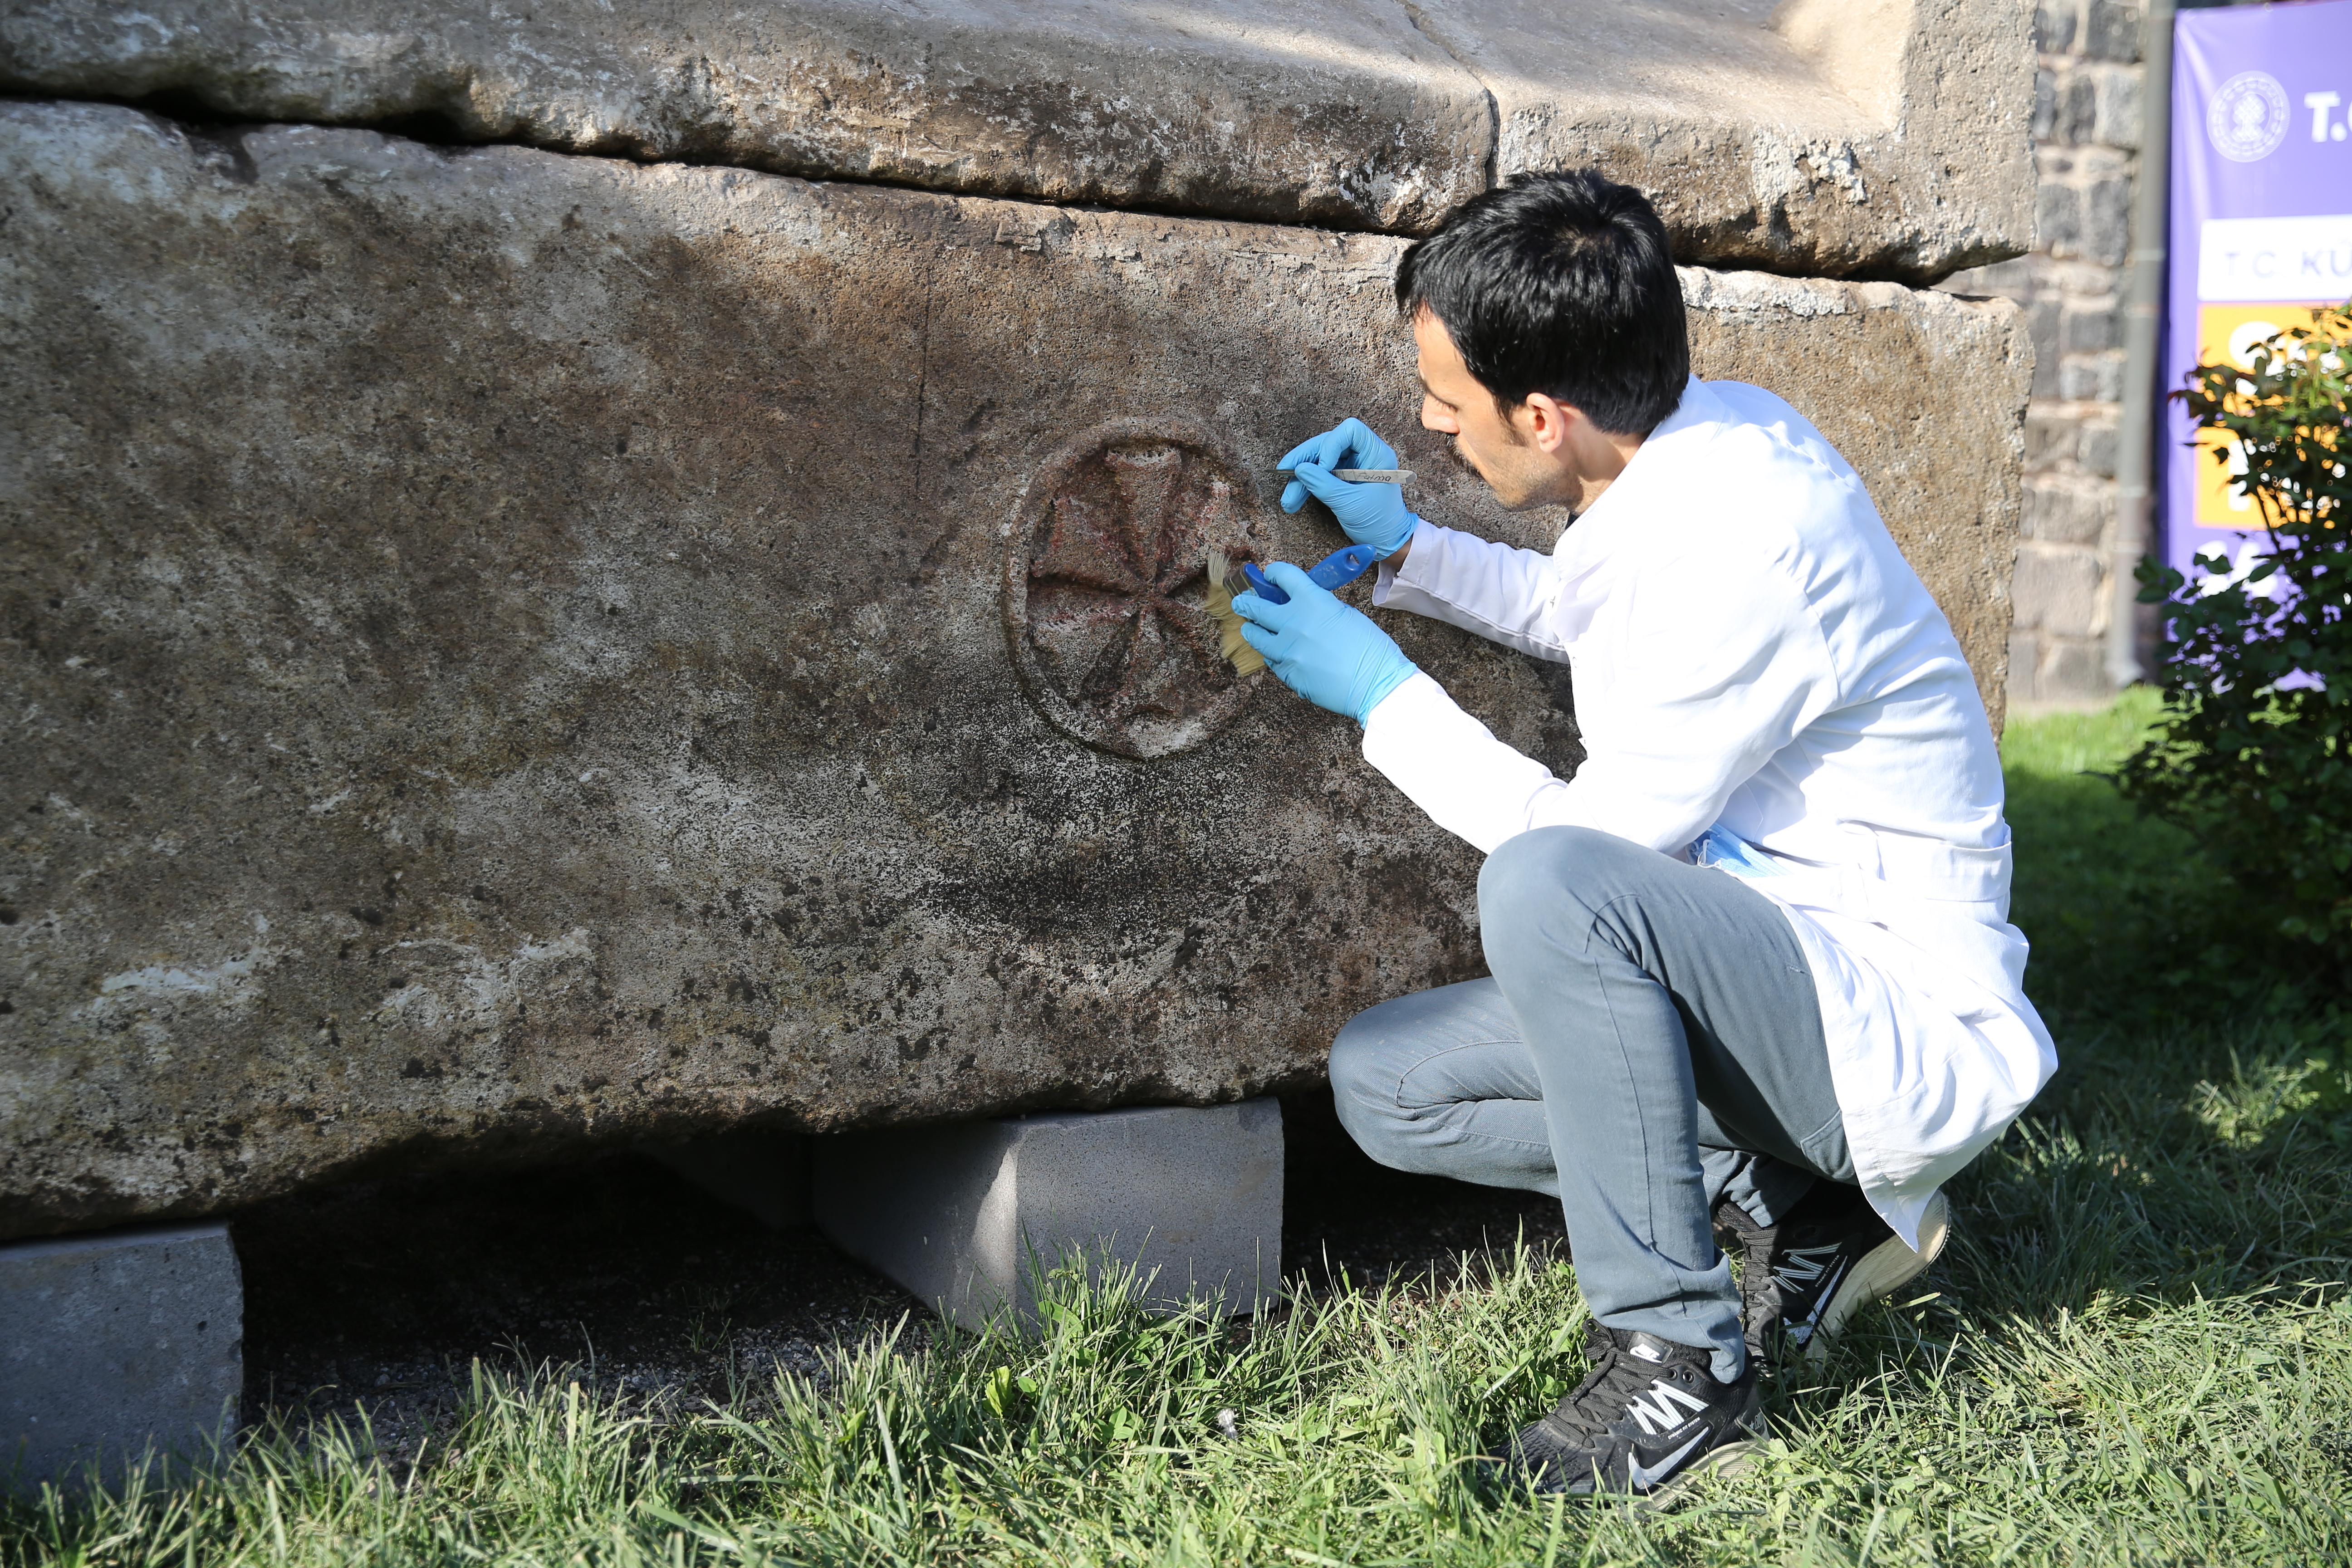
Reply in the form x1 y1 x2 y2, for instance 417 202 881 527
0 0 1491 235
1676 269 2029 712
0 103 2023 1241
1408 0 2040 280
0 0 2034 276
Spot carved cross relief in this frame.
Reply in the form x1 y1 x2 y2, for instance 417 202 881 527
1004 422 1267 759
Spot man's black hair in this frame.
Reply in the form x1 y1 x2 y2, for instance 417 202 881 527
1395 170 1688 437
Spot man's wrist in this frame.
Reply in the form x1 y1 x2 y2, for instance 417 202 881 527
1380 514 1422 566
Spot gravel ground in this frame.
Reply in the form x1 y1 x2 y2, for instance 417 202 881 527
231 1091 1566 1459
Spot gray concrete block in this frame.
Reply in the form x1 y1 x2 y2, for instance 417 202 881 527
2084 176 2132 266
2084 0 2141 64
2062 298 2122 356
2023 480 2111 546
2037 637 2114 701
2034 3 2077 57
2053 69 2099 145
642 1131 811 1231
2037 182 2082 263
1 1222 241 1494
2079 419 2120 479
813 1101 1282 1329
2013 544 2106 637
2087 62 2141 151
2059 351 2126 404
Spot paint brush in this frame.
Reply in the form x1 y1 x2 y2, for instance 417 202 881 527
1205 549 1266 676
1204 544 1382 676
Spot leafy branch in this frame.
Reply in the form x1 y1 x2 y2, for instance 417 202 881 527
2117 300 2352 986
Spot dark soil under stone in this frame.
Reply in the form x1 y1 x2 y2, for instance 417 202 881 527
230 1090 1567 1455
1276 1088 1568 1287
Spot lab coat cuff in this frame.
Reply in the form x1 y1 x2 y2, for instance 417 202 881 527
1358 668 1451 740
1371 517 1444 608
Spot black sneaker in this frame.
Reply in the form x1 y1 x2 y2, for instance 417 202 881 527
1504 1326 1764 1505
1715 1184 1950 1367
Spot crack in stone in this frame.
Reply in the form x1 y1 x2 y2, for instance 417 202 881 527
0 88 1966 286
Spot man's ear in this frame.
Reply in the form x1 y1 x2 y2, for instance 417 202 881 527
1516 391 1578 456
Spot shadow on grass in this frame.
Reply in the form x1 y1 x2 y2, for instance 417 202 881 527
1944 693 2352 1316
2004 706 2269 1034
1717 700 2352 1559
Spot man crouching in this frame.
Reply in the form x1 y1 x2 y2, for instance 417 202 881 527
1232 170 2054 1503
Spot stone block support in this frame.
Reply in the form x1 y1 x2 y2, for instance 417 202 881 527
0 1223 242 1494
812 1101 1283 1328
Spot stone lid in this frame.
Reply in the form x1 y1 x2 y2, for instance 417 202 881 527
1412 0 2039 280
0 0 2031 279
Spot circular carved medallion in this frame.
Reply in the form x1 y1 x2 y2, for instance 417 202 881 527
1004 420 1268 760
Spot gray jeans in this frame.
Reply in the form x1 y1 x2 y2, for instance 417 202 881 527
1330 826 1854 1380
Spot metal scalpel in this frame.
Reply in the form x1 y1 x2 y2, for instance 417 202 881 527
1275 468 1413 484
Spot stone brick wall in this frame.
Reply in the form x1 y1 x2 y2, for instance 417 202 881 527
1946 0 2147 705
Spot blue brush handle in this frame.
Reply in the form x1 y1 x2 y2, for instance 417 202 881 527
1240 544 1377 606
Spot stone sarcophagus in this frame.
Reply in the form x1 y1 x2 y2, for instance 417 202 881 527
0 0 2034 1242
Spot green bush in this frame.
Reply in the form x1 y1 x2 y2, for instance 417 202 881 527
2119 301 2352 990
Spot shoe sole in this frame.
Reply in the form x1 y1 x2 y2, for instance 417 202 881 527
1799 1189 1950 1364
1628 1436 1761 1512
1523 1436 1766 1511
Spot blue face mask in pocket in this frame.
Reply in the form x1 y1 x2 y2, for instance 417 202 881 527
1690 823 1785 879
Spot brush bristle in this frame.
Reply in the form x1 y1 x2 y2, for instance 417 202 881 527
1205 549 1265 676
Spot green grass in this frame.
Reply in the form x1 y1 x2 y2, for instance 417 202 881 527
2000 688 2267 1029
10 695 2352 1566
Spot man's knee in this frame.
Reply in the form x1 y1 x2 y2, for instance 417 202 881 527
1479 826 1663 955
1328 1000 1417 1151
1480 824 1607 912
1334 995 1503 1178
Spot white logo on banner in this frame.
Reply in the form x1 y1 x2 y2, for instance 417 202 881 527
2208 71 2293 162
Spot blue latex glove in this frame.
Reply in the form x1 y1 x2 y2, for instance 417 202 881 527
1279 417 1416 559
1234 561 1419 725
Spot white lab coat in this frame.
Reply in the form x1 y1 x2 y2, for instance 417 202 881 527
1359 377 2056 1246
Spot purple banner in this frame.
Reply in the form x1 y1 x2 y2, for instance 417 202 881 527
2166 0 2352 583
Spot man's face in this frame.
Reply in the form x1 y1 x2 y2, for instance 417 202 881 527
1413 308 1575 513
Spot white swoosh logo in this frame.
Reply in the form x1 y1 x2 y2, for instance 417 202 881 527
1796 1259 1852 1341
1626 1430 1707 1491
